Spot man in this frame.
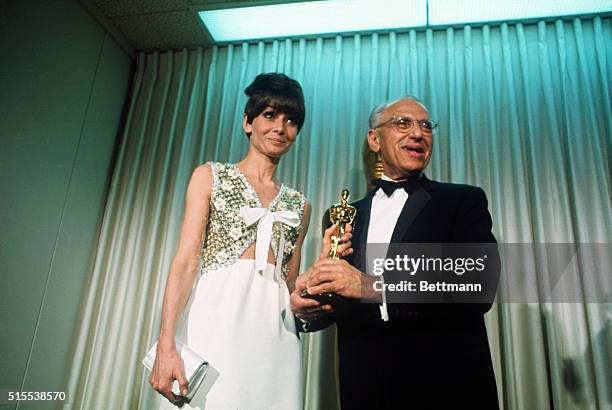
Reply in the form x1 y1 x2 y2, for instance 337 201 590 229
291 97 499 409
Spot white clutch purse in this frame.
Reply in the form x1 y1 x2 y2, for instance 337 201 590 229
142 340 209 403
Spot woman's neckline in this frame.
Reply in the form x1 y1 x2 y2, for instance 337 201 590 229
230 163 284 209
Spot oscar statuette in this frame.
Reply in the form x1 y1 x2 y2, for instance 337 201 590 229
328 189 357 260
300 190 356 312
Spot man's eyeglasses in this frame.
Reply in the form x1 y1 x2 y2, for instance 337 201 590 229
374 116 439 133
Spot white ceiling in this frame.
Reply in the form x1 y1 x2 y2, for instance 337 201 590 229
84 0 612 53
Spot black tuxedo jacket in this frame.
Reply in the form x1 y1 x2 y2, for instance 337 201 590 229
314 175 500 409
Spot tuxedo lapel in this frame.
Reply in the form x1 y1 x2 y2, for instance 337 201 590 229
389 184 431 243
350 190 375 272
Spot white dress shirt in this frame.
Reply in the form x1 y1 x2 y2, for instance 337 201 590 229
366 174 409 321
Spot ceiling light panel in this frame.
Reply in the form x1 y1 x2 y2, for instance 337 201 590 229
198 0 426 43
428 0 612 25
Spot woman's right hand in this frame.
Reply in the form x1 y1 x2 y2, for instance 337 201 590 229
149 341 189 403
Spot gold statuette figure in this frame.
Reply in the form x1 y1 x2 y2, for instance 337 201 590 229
328 189 357 260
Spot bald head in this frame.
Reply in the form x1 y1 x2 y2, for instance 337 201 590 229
368 96 430 129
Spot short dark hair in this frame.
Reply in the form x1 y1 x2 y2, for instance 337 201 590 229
243 73 305 133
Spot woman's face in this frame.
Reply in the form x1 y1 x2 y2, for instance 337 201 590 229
243 106 299 158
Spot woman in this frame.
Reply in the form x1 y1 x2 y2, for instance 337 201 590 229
149 73 348 409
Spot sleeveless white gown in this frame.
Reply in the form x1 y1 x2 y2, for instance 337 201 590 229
157 259 302 410
156 163 304 410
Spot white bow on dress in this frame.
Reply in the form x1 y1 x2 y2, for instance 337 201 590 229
240 207 300 281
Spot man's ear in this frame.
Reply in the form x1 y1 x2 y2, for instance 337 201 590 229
367 129 380 153
242 114 252 135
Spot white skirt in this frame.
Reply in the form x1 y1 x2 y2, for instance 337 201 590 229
159 259 303 410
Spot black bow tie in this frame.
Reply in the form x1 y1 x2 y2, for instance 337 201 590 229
373 176 420 196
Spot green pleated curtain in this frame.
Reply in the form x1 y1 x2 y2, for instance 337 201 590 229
64 16 612 410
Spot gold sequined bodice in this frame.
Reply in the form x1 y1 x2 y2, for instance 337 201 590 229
200 162 306 279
